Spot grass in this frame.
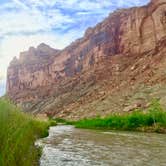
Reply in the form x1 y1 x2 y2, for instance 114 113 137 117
0 99 52 166
68 100 166 133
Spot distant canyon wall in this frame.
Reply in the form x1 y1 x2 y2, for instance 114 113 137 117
7 0 166 106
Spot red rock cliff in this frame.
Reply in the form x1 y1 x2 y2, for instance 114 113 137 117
7 0 166 115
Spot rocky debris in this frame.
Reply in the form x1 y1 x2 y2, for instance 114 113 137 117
6 0 166 119
123 104 141 112
123 100 148 112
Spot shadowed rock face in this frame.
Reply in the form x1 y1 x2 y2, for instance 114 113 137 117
7 0 166 117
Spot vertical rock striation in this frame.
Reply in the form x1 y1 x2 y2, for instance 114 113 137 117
7 0 166 115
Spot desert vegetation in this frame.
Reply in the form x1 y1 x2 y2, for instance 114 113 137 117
67 100 166 133
0 99 51 166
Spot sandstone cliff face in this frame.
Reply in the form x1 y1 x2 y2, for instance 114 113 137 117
7 0 166 117
8 44 59 86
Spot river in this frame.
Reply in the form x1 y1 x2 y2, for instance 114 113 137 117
36 125 166 166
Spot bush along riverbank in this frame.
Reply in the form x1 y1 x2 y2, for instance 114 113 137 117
0 99 54 166
66 100 166 133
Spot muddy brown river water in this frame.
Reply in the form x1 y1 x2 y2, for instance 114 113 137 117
36 125 166 166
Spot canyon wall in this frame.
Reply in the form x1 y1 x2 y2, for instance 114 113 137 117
7 0 166 116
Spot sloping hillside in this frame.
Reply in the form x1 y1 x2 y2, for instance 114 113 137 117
7 0 166 119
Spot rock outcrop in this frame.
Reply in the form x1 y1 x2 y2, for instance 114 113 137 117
7 0 166 118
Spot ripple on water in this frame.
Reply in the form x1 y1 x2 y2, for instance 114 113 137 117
36 125 166 166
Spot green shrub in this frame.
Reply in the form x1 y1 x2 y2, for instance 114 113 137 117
52 118 67 123
71 100 166 132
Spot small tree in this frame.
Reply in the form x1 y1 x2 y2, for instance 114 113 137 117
148 99 163 126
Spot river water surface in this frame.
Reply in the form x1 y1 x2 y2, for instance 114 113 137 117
36 125 166 166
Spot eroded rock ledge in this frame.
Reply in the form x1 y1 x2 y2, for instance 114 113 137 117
7 0 166 118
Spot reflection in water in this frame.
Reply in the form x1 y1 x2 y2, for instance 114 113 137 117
36 125 166 166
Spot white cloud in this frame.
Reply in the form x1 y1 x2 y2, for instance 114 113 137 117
13 0 29 10
0 29 82 77
24 0 149 11
0 11 47 36
0 0 149 37
1 32 80 56
0 4 75 37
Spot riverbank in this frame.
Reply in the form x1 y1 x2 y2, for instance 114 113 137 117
0 99 55 166
62 100 166 133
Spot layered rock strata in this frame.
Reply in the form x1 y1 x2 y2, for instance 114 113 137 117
7 0 166 118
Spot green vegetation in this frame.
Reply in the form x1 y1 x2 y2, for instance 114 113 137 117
0 99 51 166
52 118 67 123
68 100 166 133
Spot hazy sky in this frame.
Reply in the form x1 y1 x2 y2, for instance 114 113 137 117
0 0 149 96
